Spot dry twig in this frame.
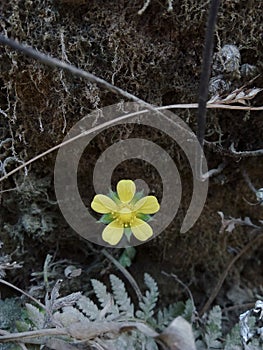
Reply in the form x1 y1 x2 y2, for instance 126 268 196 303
0 278 46 310
200 231 263 316
101 249 143 302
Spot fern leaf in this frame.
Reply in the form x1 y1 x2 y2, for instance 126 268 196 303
91 278 119 321
76 295 99 321
157 301 186 330
224 323 241 349
136 273 159 322
91 278 111 308
53 306 87 327
204 305 222 349
110 274 134 317
182 299 195 322
25 303 45 329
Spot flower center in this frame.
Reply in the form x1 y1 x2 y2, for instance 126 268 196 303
115 204 136 227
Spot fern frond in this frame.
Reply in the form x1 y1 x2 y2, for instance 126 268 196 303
204 305 222 349
91 278 111 308
182 299 195 322
110 274 134 317
91 278 120 321
136 273 159 322
53 305 87 327
25 303 45 329
224 323 241 349
76 295 99 321
157 301 186 330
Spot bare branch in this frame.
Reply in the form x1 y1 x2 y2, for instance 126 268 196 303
200 231 263 316
101 249 143 302
0 36 154 110
197 0 220 147
242 169 257 193
165 103 263 111
0 279 46 310
205 141 263 158
229 143 263 157
201 161 227 180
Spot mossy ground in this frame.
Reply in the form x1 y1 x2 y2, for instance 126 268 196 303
0 0 262 331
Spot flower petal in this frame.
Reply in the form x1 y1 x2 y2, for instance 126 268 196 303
117 180 136 203
131 218 153 241
91 194 118 214
133 196 160 214
102 221 124 245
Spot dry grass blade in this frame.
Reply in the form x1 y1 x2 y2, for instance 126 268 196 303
208 87 262 105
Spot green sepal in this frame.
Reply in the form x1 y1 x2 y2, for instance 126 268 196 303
99 213 114 224
124 227 132 242
108 189 122 204
130 190 145 205
136 213 152 222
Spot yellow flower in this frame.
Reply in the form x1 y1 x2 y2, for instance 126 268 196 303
91 180 160 245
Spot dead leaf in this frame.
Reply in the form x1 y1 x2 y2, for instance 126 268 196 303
156 316 196 350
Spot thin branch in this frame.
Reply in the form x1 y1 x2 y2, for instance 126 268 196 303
0 328 67 342
0 36 261 184
138 0 151 15
162 272 196 322
201 161 227 180
200 231 263 316
1 100 262 184
101 249 143 302
0 331 29 349
205 141 263 158
0 109 153 183
0 279 46 310
242 169 257 193
197 0 221 147
229 143 263 157
222 302 255 314
0 35 154 111
18 343 29 350
167 103 263 111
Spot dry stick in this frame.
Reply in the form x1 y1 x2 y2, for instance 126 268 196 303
0 36 174 167
0 35 189 182
0 36 262 185
0 36 153 111
18 343 28 350
196 0 220 180
205 141 263 158
101 249 143 302
0 278 46 310
200 232 263 317
0 321 157 344
242 169 257 193
222 302 255 314
0 331 29 350
0 109 156 183
1 101 262 184
0 328 68 343
229 143 263 157
197 0 221 148
168 103 263 111
162 271 196 321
